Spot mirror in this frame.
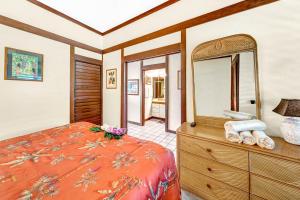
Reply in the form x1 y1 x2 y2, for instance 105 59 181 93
192 34 261 123
153 77 165 98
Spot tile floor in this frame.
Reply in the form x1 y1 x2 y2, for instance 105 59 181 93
127 119 177 155
127 119 202 200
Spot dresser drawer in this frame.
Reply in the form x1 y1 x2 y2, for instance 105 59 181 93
251 174 300 200
178 135 248 170
181 167 249 200
180 151 249 192
250 194 265 200
250 152 300 187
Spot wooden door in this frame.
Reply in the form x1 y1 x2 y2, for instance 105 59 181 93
73 56 102 125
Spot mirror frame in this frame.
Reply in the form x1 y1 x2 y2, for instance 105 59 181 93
191 34 261 127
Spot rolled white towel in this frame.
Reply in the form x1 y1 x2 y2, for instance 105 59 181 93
252 130 275 150
224 110 256 120
225 128 242 143
240 131 256 145
224 120 266 132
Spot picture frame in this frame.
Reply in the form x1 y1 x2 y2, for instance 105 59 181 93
177 70 181 90
145 76 151 85
106 68 117 89
4 47 43 81
128 79 139 95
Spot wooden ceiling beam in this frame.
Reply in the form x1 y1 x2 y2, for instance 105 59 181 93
103 0 278 54
0 15 102 54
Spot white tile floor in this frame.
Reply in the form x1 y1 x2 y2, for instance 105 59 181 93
127 119 177 155
127 119 202 200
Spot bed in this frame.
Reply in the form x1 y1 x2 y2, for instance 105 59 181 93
0 122 180 200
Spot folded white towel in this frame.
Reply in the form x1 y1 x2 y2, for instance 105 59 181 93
224 120 266 132
224 110 256 120
225 129 242 143
252 130 275 150
240 131 256 145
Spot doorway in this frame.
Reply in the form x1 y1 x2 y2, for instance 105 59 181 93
125 53 181 133
141 61 169 131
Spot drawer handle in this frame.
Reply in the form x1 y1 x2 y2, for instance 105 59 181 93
206 184 212 189
207 167 212 172
206 148 212 153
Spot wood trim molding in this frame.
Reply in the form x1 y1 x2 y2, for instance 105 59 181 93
103 0 278 54
142 63 167 71
27 0 179 36
27 0 103 35
181 29 187 123
128 121 142 126
0 15 102 54
74 54 102 65
103 0 179 35
120 49 126 128
124 43 181 62
140 61 145 126
70 46 75 123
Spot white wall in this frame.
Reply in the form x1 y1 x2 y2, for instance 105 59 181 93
103 50 121 127
75 48 102 60
0 25 70 140
124 32 180 55
127 61 141 123
186 0 300 136
168 53 181 131
1 0 103 48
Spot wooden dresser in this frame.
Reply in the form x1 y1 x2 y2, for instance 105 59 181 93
177 122 300 200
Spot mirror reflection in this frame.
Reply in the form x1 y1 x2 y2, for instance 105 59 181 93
194 51 256 118
153 77 165 98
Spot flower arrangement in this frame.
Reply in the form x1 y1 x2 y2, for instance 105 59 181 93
90 124 126 140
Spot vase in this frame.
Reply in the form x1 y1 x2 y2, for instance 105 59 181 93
280 117 300 145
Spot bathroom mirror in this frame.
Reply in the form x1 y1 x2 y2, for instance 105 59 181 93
153 77 165 98
192 34 261 125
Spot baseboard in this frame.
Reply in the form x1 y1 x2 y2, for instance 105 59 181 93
128 121 143 126
146 116 165 121
167 129 176 134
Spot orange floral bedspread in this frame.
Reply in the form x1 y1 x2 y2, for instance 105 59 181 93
0 122 180 200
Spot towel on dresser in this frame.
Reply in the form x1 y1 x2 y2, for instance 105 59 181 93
224 110 256 120
252 130 275 149
240 131 256 145
224 126 243 143
224 120 267 132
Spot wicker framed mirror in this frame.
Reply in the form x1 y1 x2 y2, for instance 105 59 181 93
191 34 261 127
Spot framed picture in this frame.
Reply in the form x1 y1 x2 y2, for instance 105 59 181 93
4 47 43 81
128 79 139 95
145 76 151 85
106 68 117 89
177 70 181 90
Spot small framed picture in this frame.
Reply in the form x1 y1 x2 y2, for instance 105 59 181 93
177 70 181 90
106 68 117 89
145 76 151 85
128 79 139 95
4 47 43 81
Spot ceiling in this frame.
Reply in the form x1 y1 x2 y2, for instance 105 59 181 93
37 0 168 33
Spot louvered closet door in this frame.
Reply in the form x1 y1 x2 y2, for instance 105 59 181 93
75 61 102 125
